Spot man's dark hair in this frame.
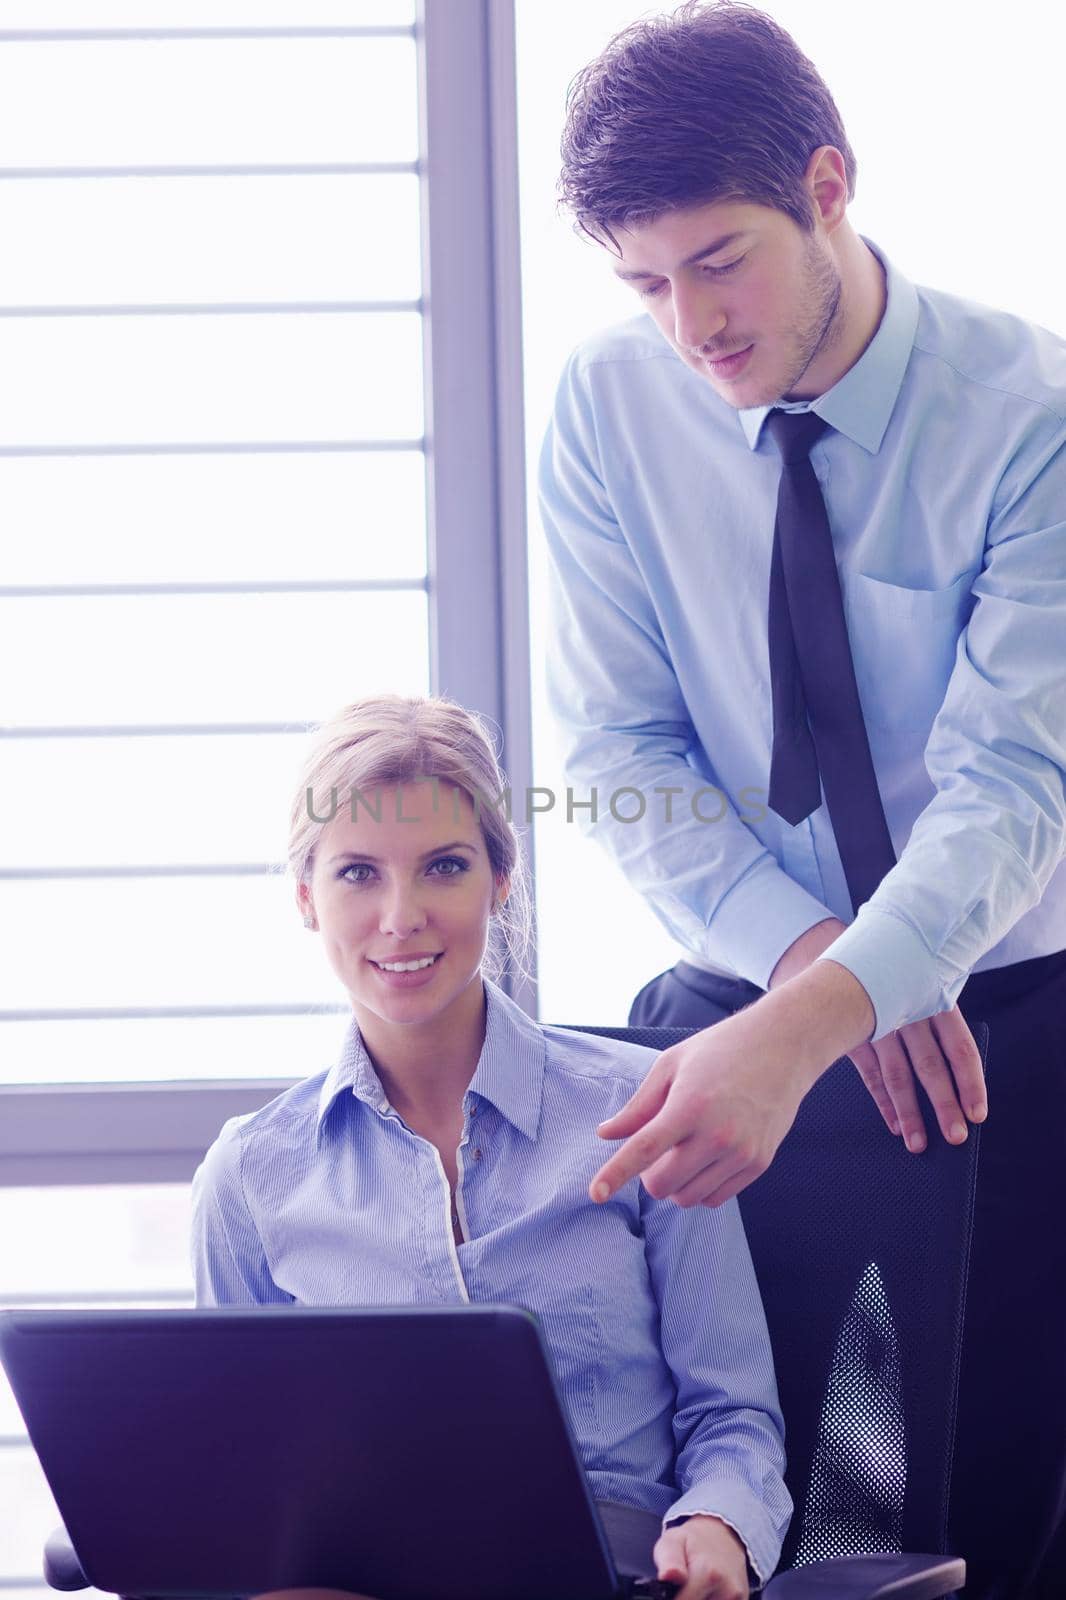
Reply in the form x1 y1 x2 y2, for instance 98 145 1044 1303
558 0 857 250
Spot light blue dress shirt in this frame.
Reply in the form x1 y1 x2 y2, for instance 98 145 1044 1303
190 979 791 1583
539 237 1066 1038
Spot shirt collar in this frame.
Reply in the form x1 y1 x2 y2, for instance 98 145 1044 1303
314 977 546 1142
737 235 919 455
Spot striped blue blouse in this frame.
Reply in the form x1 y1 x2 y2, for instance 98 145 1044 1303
190 978 791 1584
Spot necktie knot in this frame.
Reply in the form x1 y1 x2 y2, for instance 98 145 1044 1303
765 408 829 463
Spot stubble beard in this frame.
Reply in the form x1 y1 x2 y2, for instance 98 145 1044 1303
773 236 845 404
687 234 846 411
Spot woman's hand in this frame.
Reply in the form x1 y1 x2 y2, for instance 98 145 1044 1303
654 1514 750 1599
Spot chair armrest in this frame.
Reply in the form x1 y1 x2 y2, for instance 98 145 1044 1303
763 1551 964 1598
43 1527 89 1592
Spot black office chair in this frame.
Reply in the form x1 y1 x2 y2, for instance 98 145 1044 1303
564 1023 988 1598
44 1022 986 1600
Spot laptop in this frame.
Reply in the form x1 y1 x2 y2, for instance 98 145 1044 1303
0 1305 679 1600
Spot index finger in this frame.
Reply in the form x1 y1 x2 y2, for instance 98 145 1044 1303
589 1117 679 1203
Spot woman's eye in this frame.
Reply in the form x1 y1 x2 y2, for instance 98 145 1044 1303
639 281 666 299
428 856 468 877
341 863 374 884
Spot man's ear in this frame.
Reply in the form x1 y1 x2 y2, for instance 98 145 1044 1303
805 144 849 233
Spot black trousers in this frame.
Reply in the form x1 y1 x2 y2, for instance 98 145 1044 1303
630 951 1066 1600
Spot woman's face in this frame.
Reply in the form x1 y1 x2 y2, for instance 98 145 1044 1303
299 780 505 1032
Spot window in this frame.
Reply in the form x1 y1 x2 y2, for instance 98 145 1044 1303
0 2 531 1584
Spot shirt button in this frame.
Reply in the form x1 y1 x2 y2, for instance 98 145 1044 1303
473 1148 483 1161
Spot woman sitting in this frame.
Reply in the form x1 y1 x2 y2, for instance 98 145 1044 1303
190 694 791 1600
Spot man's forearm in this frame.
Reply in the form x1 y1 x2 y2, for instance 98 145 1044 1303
592 926 883 1208
767 915 846 990
746 952 877 1097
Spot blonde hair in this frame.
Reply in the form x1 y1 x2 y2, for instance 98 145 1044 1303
286 694 534 986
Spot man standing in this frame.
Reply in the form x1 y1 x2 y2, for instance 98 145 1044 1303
539 3 1066 1596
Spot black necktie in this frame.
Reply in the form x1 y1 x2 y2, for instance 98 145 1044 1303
764 408 896 913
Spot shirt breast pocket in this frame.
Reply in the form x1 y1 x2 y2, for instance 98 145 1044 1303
843 567 977 735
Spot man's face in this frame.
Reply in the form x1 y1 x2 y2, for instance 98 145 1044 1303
610 197 845 409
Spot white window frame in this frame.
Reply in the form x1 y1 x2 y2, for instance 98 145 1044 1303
0 0 534 1189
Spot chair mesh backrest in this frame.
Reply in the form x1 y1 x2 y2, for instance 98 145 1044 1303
561 1023 986 1571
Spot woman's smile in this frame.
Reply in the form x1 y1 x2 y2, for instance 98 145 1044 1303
367 951 444 987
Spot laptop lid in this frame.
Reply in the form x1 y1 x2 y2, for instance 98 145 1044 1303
0 1304 627 1600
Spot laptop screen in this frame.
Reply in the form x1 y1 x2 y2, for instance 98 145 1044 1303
0 1304 623 1600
